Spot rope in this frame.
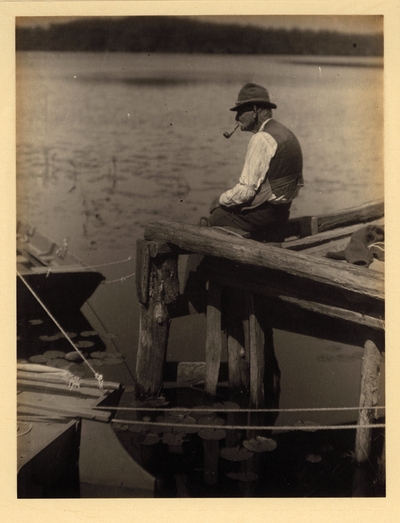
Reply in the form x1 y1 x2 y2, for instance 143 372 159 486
111 418 385 432
92 405 385 413
17 271 104 389
42 255 134 274
101 272 135 284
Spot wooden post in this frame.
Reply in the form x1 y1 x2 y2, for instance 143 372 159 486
355 340 382 463
246 293 265 409
225 288 246 391
135 251 179 397
204 281 222 396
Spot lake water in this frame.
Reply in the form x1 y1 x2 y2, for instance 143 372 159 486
16 51 384 429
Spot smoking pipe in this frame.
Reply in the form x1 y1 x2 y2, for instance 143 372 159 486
223 124 239 139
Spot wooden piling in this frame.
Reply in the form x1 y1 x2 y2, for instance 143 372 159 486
204 281 223 396
355 340 382 463
246 293 265 409
135 247 179 397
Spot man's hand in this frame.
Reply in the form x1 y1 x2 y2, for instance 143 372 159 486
209 196 220 214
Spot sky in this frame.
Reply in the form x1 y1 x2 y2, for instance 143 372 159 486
15 14 383 35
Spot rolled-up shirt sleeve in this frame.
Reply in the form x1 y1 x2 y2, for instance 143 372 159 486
219 131 277 208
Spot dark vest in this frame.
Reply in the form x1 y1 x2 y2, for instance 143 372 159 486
248 119 303 208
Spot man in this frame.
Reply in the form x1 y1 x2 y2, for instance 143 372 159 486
208 83 304 242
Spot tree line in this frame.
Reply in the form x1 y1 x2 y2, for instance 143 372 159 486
16 16 383 56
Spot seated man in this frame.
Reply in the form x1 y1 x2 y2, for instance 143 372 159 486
208 83 304 242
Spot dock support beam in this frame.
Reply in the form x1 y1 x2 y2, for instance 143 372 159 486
355 340 382 463
204 281 223 396
135 242 179 397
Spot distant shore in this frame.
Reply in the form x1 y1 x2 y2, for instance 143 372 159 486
16 16 383 57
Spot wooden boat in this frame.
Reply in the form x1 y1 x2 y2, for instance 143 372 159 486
17 222 105 315
17 363 156 498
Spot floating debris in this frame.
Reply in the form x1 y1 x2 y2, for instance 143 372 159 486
220 446 253 461
306 454 322 463
226 472 259 482
80 330 98 337
243 436 277 453
28 319 43 325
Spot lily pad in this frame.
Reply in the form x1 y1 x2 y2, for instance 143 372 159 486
90 351 107 359
65 351 86 362
226 472 259 482
197 415 225 427
243 436 277 453
29 355 47 363
60 332 77 339
306 454 322 463
198 428 226 440
294 420 319 432
220 446 253 461
142 433 160 446
75 340 95 349
105 352 125 359
39 334 61 342
128 423 148 433
80 330 98 337
43 350 66 360
88 358 103 367
29 319 43 325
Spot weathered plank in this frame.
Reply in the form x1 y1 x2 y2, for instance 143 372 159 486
144 221 383 309
282 219 384 252
317 200 383 233
285 200 383 238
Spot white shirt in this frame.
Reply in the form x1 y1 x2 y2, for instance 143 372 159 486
219 119 278 208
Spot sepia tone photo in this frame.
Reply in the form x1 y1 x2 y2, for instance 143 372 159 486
13 11 387 505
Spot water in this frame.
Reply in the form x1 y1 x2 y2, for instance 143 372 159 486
16 52 385 495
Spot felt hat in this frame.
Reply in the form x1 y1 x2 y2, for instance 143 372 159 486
230 83 277 111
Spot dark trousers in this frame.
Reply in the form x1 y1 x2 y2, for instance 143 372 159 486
208 201 291 242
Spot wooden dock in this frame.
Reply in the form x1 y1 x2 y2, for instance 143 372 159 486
134 200 384 468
